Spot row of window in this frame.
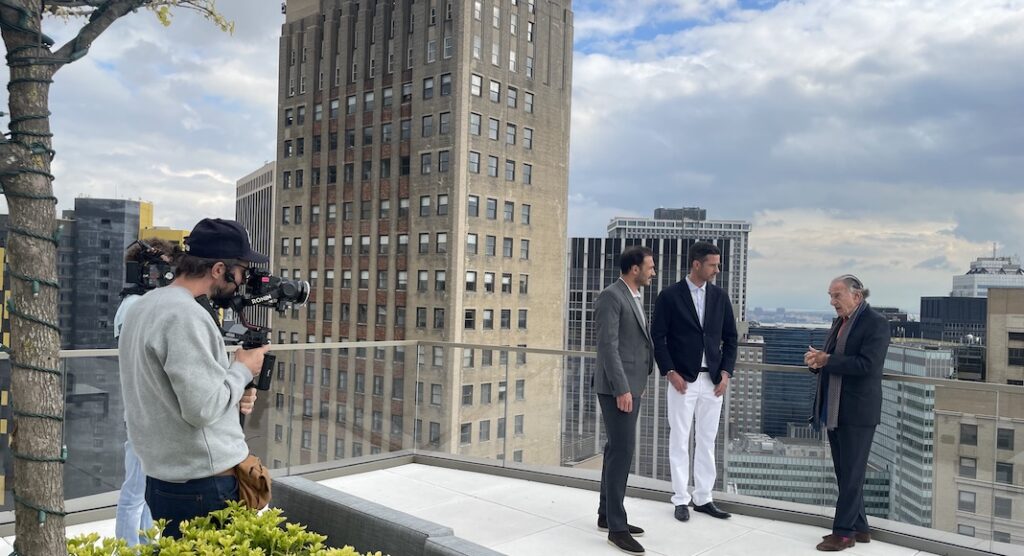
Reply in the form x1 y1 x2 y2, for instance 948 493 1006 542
958 457 1016 485
279 232 531 260
469 75 535 113
469 112 535 146
960 423 1015 450
459 416 525 446
957 489 1014 520
281 153 533 185
285 73 537 130
284 425 380 460
464 308 528 330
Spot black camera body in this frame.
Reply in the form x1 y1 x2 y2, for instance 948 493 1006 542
122 240 174 294
221 269 309 391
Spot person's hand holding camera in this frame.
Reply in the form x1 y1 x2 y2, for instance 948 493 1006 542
234 344 271 377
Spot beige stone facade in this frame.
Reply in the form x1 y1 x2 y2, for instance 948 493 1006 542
262 0 572 470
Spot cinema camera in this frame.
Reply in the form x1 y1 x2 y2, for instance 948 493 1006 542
220 268 309 391
122 240 175 294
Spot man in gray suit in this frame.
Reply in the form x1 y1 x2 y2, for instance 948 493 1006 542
594 246 656 555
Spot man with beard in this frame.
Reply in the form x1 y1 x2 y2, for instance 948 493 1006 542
118 218 270 538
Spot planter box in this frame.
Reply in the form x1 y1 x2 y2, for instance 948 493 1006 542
273 476 504 556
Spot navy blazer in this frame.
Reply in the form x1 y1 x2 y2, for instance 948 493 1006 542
651 279 738 384
814 304 890 427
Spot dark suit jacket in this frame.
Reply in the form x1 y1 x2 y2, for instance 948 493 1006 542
651 279 738 385
815 304 890 427
592 279 654 397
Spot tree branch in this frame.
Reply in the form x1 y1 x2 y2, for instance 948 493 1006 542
50 0 146 73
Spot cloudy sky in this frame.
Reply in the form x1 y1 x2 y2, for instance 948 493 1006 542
5 0 1023 314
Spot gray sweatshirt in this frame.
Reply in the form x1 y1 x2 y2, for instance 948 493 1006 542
118 285 252 481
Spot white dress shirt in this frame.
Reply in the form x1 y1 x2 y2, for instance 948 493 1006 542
685 276 708 369
620 277 646 328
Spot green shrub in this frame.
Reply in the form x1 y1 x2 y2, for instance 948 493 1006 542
67 501 385 555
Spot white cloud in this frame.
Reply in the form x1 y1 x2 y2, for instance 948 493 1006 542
568 0 1024 310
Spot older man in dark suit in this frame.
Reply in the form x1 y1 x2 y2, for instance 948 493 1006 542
651 241 737 523
804 275 890 551
593 246 656 555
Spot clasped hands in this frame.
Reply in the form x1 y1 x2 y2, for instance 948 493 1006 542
804 346 829 370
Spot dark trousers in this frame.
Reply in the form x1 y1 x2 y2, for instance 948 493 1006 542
146 475 239 539
827 425 876 537
597 393 642 533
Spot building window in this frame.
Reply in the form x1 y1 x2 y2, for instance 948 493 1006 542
518 309 528 329
479 419 490 442
470 113 481 135
489 81 500 103
438 150 450 173
521 204 531 224
996 462 1013 484
523 127 533 149
525 91 534 113
471 74 483 96
958 490 976 513
440 73 452 96
516 379 525 400
960 424 978 446
957 524 975 537
433 308 445 329
421 152 432 174
482 309 494 330
466 271 477 291
467 233 478 255
430 384 442 405
995 497 1012 519
959 456 977 479
464 309 476 330
436 232 448 253
488 156 499 177
423 77 435 99
523 163 532 184
998 428 1015 450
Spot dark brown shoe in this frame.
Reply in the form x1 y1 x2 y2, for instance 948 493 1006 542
822 532 870 543
816 534 855 551
608 531 645 555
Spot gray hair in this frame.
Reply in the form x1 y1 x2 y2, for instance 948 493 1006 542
832 274 870 299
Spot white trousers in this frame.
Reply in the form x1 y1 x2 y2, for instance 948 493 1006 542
667 371 723 507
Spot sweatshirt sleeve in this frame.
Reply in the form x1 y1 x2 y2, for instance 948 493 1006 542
155 309 253 428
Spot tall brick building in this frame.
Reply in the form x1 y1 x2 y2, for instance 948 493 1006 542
267 0 573 467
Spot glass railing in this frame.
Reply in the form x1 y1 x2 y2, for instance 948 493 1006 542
1 342 1020 554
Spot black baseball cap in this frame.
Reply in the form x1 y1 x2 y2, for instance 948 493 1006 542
184 218 269 264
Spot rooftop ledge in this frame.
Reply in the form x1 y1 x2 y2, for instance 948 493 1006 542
3 451 1020 556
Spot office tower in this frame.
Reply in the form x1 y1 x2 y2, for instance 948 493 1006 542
952 256 1024 298
724 433 890 517
271 0 573 467
873 340 954 527
58 198 152 349
933 287 1024 544
920 296 988 381
748 325 829 438
564 234 748 482
605 208 750 320
726 339 764 437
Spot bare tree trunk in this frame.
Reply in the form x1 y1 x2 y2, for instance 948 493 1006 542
1 2 66 553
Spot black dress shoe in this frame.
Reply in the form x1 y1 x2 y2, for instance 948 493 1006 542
608 531 645 555
674 505 690 521
598 517 645 536
693 501 731 519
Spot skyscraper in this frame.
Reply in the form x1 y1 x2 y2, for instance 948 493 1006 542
747 325 830 438
606 208 750 320
269 0 573 467
952 256 1024 298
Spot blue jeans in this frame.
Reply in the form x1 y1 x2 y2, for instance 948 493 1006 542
115 439 153 546
145 475 238 539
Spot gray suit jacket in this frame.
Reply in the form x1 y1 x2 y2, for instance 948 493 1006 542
592 279 654 397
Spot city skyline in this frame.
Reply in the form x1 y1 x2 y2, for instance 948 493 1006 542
2 0 1021 313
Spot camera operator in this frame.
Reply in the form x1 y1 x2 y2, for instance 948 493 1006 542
118 218 269 539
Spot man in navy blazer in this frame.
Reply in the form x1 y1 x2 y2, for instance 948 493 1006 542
805 275 889 551
651 242 737 522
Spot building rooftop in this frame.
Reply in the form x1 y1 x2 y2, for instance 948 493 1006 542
0 461 956 556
